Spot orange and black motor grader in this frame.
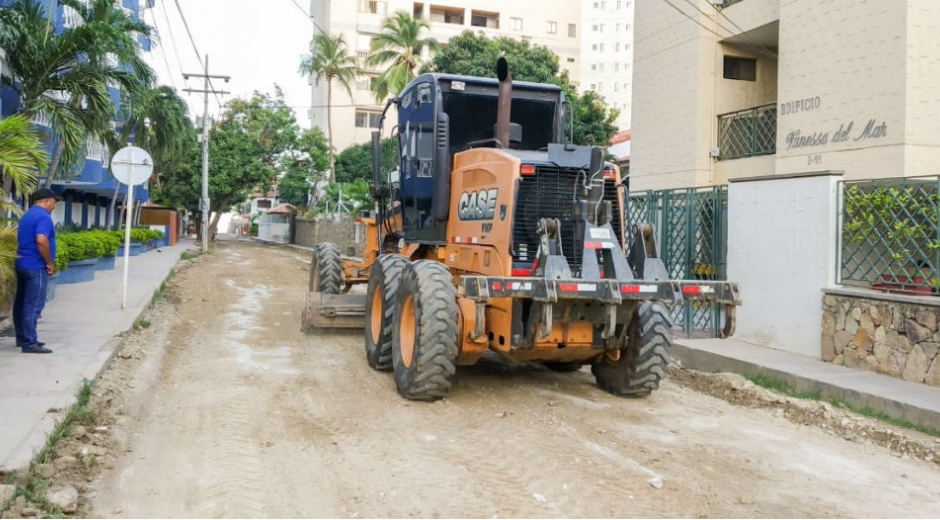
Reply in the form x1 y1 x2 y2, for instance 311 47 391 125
303 58 741 401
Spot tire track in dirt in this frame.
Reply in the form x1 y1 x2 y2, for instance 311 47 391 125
90 241 940 519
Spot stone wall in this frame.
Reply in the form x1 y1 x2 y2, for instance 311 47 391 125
293 218 364 256
822 290 940 387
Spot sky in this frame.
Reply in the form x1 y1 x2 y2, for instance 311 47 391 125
142 0 315 128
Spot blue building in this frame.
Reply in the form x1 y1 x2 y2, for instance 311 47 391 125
0 0 156 228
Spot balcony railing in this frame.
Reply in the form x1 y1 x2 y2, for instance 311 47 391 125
721 0 745 7
358 0 387 15
716 103 776 160
838 176 940 295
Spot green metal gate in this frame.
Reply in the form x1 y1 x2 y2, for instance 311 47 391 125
626 186 728 338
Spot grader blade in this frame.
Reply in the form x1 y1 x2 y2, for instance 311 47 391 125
301 292 366 332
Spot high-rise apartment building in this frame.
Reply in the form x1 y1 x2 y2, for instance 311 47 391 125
309 0 582 153
579 0 633 129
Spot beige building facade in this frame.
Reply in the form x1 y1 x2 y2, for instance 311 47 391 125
309 0 582 153
630 0 940 191
579 0 634 129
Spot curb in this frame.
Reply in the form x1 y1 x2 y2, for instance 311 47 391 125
670 341 940 432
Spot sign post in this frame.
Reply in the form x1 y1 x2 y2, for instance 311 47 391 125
111 146 154 309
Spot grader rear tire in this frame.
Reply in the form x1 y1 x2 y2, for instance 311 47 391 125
392 261 459 401
309 242 342 294
364 254 409 371
591 302 672 398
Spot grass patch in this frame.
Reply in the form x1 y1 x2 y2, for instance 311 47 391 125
744 373 940 438
180 250 203 261
135 320 151 330
151 281 168 304
5 380 96 516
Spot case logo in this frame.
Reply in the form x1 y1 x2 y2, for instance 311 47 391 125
458 188 498 221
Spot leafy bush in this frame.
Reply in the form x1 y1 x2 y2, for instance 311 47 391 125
54 240 69 272
57 231 108 262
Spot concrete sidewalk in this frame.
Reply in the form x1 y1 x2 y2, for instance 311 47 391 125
673 337 940 432
0 240 195 471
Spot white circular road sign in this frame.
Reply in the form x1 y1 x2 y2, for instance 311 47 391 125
111 146 154 186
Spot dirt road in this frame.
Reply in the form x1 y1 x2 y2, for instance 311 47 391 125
89 241 940 518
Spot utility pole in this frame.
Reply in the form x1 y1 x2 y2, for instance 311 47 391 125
183 55 230 252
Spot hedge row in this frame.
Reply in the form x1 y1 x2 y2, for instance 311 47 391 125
55 228 165 270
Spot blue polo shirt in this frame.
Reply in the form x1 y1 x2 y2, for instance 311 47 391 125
16 205 56 270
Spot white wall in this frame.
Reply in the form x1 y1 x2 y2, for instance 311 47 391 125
727 172 841 358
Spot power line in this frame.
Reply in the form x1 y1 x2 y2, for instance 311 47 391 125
171 0 223 109
679 0 778 59
157 0 187 85
287 0 328 36
144 8 177 90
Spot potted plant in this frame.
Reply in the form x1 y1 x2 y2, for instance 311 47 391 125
56 233 103 284
92 230 121 271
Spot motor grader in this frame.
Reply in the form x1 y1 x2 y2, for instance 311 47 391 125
303 58 741 401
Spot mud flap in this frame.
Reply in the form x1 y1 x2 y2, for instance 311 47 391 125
301 292 367 332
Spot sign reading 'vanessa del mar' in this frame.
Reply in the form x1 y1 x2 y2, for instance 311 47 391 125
784 119 888 151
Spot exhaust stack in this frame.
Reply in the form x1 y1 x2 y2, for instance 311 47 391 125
496 57 512 149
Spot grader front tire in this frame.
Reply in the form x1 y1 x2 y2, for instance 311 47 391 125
392 261 459 401
591 302 673 398
364 254 409 371
309 242 342 294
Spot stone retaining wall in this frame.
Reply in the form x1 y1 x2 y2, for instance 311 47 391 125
293 218 364 256
822 290 940 387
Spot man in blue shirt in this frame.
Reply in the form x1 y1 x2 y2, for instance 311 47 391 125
14 189 61 354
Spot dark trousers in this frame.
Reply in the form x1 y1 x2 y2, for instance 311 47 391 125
13 268 48 348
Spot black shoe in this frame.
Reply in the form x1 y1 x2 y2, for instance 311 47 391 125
22 344 52 354
17 342 45 348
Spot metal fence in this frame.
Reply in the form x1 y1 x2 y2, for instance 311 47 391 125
717 103 777 161
838 176 940 295
627 186 729 337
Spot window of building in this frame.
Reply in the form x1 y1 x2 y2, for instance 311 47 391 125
592 24 598 32
355 110 382 128
430 5 465 25
599 43 605 52
547 21 557 33
601 1 606 8
568 23 577 37
510 17 523 31
358 0 387 15
598 81 603 90
357 76 378 91
413 2 423 18
614 82 618 92
567 57 575 63
592 44 597 51
617 0 621 7
593 2 599 7
599 23 604 33
626 24 631 30
257 199 272 210
471 10 499 28
598 63 604 72
589 83 596 90
591 64 597 71
615 42 620 52
723 56 757 81
616 23 620 32
614 62 619 72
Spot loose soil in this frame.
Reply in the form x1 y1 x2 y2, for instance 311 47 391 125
14 240 940 518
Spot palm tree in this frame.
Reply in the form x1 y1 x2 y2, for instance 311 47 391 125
366 11 439 102
103 84 192 229
0 114 48 305
0 0 153 188
299 33 361 182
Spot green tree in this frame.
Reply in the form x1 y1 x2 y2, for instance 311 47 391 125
425 30 619 146
366 11 439 102
277 128 330 207
299 34 361 182
226 87 299 182
0 0 154 188
0 114 47 304
334 137 398 184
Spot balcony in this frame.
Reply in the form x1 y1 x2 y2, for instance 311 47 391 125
721 0 745 7
716 103 776 161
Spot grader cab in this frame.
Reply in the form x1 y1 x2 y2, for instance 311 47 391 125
303 58 741 401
